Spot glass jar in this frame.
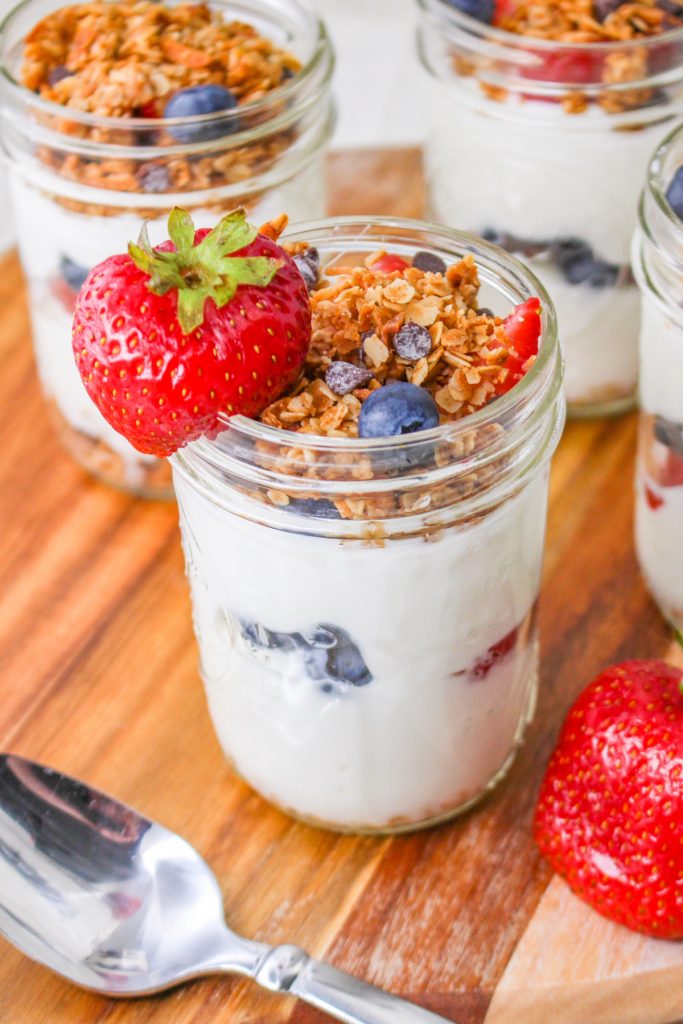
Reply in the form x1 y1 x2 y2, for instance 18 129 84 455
171 217 565 833
417 0 683 418
0 0 334 498
632 122 683 637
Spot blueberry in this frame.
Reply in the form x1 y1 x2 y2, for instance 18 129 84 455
654 414 683 456
325 361 373 396
392 322 432 361
552 237 619 288
59 255 89 292
412 251 447 274
281 66 296 82
445 0 494 21
301 624 372 690
666 166 683 221
293 248 320 292
476 307 494 318
286 497 342 519
138 164 170 193
163 85 239 143
593 0 621 19
47 65 74 87
482 228 547 257
358 381 439 439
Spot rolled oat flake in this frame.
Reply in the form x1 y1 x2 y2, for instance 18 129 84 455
393 321 432 361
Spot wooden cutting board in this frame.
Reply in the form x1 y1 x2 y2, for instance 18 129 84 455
0 147 682 1024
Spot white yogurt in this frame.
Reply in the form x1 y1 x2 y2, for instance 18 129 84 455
425 85 672 412
635 298 683 632
9 168 325 488
172 466 548 831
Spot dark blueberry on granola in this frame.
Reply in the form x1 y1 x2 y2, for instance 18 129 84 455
287 497 342 519
412 251 447 275
445 0 494 21
654 414 683 456
139 164 171 193
553 237 619 288
59 255 89 292
593 0 622 20
476 307 494 318
164 85 239 142
358 381 439 439
47 65 74 86
293 248 321 292
392 322 432 361
325 361 373 396
666 166 683 221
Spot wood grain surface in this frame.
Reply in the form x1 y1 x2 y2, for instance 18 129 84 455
0 147 682 1024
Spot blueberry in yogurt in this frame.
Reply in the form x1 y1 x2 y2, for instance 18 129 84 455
552 237 619 289
666 166 683 220
59 255 89 292
240 619 372 693
654 414 683 456
163 85 239 143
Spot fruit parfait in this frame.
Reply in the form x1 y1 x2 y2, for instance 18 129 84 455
633 122 683 636
72 210 564 833
418 0 683 417
0 0 333 497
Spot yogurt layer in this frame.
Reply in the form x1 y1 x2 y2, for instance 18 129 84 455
173 468 548 830
425 86 671 411
635 299 683 632
10 167 325 486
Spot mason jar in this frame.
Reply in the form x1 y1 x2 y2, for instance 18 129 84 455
170 217 565 833
417 0 683 418
0 0 334 498
633 122 683 636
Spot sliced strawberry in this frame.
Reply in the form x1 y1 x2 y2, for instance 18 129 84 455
369 254 410 274
644 483 664 510
503 296 541 361
470 624 519 679
659 449 683 488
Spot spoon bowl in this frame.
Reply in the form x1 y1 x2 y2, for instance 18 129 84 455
0 754 451 1024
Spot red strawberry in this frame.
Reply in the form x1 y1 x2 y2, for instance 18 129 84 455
534 660 683 939
659 450 683 488
644 483 664 510
73 208 310 457
369 254 410 274
492 297 541 394
469 624 519 680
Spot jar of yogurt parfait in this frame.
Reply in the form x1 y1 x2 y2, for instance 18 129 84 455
417 0 683 418
171 217 565 833
0 0 333 497
633 122 683 636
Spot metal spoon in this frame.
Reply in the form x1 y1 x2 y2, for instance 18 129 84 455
0 753 452 1023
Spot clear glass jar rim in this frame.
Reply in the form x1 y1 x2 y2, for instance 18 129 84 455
0 0 332 135
419 0 683 54
183 215 562 464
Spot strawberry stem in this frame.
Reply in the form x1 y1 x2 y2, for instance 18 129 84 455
128 207 282 334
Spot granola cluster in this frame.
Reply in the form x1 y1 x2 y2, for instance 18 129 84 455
464 0 683 113
259 253 523 438
497 0 681 42
20 2 300 211
22 1 299 115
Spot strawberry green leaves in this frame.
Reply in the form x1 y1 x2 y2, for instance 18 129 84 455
128 207 282 333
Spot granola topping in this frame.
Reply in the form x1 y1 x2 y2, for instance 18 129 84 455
259 248 530 438
18 2 302 210
22 1 299 117
496 0 681 42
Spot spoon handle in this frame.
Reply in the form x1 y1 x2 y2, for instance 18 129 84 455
253 944 455 1024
